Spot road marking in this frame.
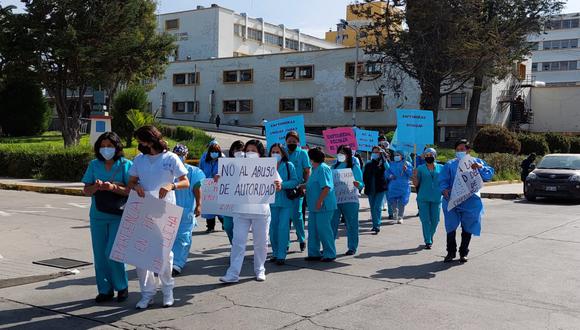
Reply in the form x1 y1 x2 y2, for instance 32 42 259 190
67 203 89 209
28 204 69 210
7 210 47 214
0 211 12 217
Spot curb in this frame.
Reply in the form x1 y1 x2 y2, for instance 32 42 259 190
0 271 75 289
481 192 523 200
0 183 84 197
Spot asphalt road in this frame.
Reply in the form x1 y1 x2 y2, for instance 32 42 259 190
1 190 580 329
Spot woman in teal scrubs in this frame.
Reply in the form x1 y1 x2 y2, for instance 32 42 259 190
305 147 337 262
412 148 443 249
82 132 131 303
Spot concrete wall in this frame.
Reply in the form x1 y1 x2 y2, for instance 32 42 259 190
530 86 580 133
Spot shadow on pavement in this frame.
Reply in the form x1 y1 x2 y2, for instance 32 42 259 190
371 260 459 280
356 246 424 260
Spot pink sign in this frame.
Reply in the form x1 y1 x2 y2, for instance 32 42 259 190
323 127 358 155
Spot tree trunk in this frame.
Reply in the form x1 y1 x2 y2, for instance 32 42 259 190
466 74 484 141
53 86 83 147
420 81 441 144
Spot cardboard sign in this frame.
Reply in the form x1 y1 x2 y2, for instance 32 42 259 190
448 155 484 211
110 191 184 273
396 109 434 146
323 127 358 155
355 128 379 152
201 179 234 217
333 169 359 204
217 158 278 204
265 115 306 147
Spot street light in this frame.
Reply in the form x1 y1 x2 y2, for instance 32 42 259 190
340 19 360 128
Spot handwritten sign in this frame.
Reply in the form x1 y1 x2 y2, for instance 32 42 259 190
110 191 184 273
265 115 306 147
396 109 434 146
323 127 358 155
333 169 359 204
448 155 484 211
355 128 379 152
201 179 234 217
217 158 278 204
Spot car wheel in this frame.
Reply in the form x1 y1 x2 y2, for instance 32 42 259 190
525 193 536 202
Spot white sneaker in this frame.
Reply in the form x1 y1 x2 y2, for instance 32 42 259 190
136 297 153 309
256 273 266 282
219 276 239 284
397 219 404 224
162 291 174 308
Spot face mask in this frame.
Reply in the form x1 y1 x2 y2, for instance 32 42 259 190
246 151 259 159
100 147 116 160
210 152 220 159
425 156 435 164
138 144 151 155
234 151 245 158
371 153 380 160
456 151 466 159
272 153 282 162
287 144 298 152
337 154 347 163
395 155 402 162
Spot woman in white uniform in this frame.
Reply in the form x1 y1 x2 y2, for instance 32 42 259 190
127 126 190 309
219 139 281 283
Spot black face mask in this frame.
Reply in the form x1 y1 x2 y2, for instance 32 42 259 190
138 144 152 155
287 144 298 152
425 157 435 164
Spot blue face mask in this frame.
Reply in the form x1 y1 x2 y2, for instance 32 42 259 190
394 155 402 162
371 153 380 160
272 153 282 162
456 151 467 159
100 147 116 161
210 152 220 159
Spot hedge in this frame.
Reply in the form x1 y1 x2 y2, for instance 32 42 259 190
570 137 580 153
544 132 571 153
473 125 521 154
518 134 549 156
480 153 525 181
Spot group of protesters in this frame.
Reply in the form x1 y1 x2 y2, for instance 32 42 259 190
82 125 494 309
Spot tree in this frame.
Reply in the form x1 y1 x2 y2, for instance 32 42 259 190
112 85 149 146
12 0 174 146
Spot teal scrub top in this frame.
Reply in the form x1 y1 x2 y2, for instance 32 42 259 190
416 163 443 203
306 163 337 213
82 158 133 220
332 160 365 191
271 161 299 208
288 148 311 184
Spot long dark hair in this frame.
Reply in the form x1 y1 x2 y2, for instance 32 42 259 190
245 139 266 157
204 142 222 162
335 144 353 169
269 143 289 162
228 140 245 157
94 132 124 161
134 126 168 152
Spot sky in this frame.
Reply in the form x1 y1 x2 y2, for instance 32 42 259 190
2 0 580 38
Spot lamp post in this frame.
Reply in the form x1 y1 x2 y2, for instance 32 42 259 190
341 19 360 127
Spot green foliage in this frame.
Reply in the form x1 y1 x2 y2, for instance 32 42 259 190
480 153 525 182
385 131 395 142
0 77 51 136
544 132 571 153
126 109 157 132
518 134 549 155
158 125 213 159
112 85 149 146
570 137 580 154
473 125 521 154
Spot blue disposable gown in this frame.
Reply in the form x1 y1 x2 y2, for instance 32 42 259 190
386 160 413 205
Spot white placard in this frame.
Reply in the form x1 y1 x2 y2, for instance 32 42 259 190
201 179 234 217
217 158 278 204
333 168 359 204
110 191 184 273
448 155 484 211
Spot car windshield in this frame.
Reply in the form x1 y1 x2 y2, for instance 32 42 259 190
537 155 580 170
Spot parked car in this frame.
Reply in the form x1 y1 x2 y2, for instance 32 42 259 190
525 154 580 201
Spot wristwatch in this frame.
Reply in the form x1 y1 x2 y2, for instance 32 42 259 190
172 183 177 190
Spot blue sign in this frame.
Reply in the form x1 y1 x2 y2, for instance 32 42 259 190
354 128 379 152
95 121 106 133
391 129 423 155
396 109 434 146
265 115 307 147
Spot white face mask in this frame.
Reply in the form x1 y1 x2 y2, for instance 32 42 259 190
234 151 245 158
100 147 116 161
272 153 282 162
337 154 347 163
246 151 260 159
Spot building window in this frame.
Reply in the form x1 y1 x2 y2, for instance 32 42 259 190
223 69 253 84
345 62 364 78
173 101 199 114
529 42 539 51
541 61 578 71
547 18 580 30
173 72 199 85
279 99 296 112
345 62 382 78
265 32 283 47
165 19 179 30
247 28 262 42
285 39 299 50
531 63 538 72
298 98 313 112
344 96 383 112
543 39 579 50
445 93 467 109
279 98 314 113
280 65 314 81
223 100 253 113
234 24 246 38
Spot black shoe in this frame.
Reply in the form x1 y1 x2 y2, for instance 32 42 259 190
268 257 278 263
459 256 468 263
276 259 285 266
425 244 432 250
205 228 215 233
444 253 456 263
321 257 336 262
117 289 129 303
300 242 306 252
345 250 355 256
95 292 114 303
415 213 420 217
388 215 394 220
305 256 322 261
172 269 181 277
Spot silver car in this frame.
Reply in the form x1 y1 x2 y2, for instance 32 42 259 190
525 154 580 201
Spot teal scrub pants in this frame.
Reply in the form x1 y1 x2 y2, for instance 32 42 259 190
172 211 195 271
331 203 360 252
223 216 234 244
270 207 292 260
307 210 336 259
290 197 306 245
417 201 441 245
89 218 128 294
368 191 386 229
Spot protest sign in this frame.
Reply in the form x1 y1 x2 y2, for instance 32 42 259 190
448 155 484 211
110 191 183 273
201 179 234 217
391 129 419 154
323 127 358 155
265 115 306 147
355 128 379 152
396 109 434 146
217 157 278 204
333 169 359 204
